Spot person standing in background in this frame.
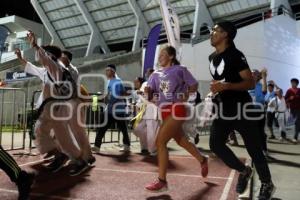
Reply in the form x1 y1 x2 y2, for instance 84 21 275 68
265 81 279 139
92 64 131 153
285 78 300 143
249 69 268 155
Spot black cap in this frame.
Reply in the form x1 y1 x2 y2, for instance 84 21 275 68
107 64 116 71
216 21 237 41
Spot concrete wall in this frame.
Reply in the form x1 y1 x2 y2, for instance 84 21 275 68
180 15 300 93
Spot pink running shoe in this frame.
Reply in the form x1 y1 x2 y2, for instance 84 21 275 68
145 179 168 192
201 156 209 178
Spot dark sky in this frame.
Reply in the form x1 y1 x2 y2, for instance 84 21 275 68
1 0 41 23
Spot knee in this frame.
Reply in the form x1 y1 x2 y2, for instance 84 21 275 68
155 138 167 149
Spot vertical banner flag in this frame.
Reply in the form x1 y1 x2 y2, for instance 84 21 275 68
143 24 162 77
159 0 181 51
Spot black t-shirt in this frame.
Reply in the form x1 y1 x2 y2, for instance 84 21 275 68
209 45 252 116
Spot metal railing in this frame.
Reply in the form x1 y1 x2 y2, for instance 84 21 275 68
0 88 212 151
0 88 28 150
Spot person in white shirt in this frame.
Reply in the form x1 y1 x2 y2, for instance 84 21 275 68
268 89 287 140
133 76 159 155
15 36 89 176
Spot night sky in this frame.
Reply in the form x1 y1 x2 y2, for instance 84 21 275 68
1 0 41 23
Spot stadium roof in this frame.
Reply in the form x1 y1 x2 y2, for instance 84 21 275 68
30 0 274 54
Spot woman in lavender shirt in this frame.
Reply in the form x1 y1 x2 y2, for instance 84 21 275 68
145 46 208 192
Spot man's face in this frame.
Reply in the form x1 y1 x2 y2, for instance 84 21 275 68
276 89 282 97
291 81 298 88
134 79 141 90
59 53 70 67
210 25 227 47
268 85 274 92
105 68 114 78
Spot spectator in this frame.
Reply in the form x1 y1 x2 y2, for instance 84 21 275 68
249 69 268 154
268 89 287 141
285 78 300 143
265 81 279 139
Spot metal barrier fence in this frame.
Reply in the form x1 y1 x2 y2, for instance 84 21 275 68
0 88 28 150
0 88 211 151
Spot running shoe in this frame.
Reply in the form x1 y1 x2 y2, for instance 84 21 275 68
145 179 168 192
69 160 89 176
91 146 100 153
88 156 96 166
236 166 253 194
119 145 131 152
200 156 209 178
46 153 68 173
258 181 276 200
17 171 35 200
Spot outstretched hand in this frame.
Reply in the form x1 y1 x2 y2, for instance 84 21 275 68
14 48 27 66
27 30 37 47
210 80 228 94
15 48 22 59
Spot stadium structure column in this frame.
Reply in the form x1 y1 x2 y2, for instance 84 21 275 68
74 0 110 56
128 0 150 51
192 0 213 39
30 0 64 47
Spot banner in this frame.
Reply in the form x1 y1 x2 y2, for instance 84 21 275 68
143 24 162 77
6 71 34 82
159 0 181 50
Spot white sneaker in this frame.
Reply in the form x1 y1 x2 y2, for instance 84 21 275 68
91 146 100 153
119 145 130 152
150 151 157 157
291 139 298 144
263 150 269 157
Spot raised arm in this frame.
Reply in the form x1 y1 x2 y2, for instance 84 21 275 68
27 31 62 81
15 48 27 67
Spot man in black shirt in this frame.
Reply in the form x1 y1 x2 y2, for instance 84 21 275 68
208 21 275 200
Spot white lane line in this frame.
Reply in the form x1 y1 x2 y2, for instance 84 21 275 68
219 170 236 200
93 167 231 180
0 188 84 200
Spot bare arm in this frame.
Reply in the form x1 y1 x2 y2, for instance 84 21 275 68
210 69 255 94
261 69 267 93
15 48 27 67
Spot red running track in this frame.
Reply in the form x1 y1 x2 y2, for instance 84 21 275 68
0 151 242 200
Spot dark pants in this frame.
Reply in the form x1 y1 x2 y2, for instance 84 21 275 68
258 111 267 151
0 145 21 183
266 111 276 135
209 118 271 183
291 109 300 140
95 113 130 148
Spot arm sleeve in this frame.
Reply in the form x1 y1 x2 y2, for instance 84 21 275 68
24 62 45 80
147 73 157 93
35 47 62 81
112 81 124 98
234 52 250 72
285 89 291 102
182 67 198 86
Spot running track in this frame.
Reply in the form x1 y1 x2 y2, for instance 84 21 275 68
0 151 243 200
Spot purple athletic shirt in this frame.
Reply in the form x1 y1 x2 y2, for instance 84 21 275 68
147 65 198 105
